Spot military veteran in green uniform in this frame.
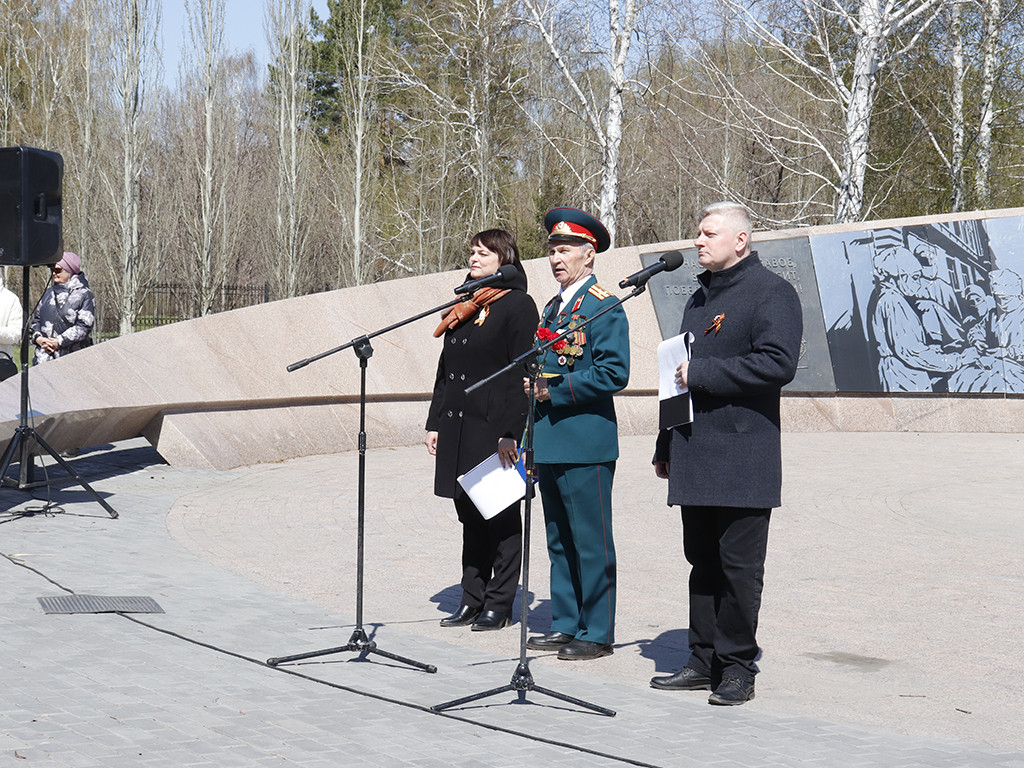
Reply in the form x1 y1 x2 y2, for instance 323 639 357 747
524 207 630 661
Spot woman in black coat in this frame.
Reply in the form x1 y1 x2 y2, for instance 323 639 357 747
425 229 539 630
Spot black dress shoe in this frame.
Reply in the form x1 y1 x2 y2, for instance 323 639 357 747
439 605 481 627
556 639 613 660
650 667 712 691
470 610 509 631
708 677 755 705
525 631 574 650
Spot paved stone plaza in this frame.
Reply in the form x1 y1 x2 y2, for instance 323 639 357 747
2 433 1022 766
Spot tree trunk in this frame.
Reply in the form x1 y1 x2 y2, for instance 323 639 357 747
835 0 882 224
949 1 965 212
183 0 228 315
975 0 1001 209
113 0 157 336
599 0 635 247
267 0 312 298
526 0 638 244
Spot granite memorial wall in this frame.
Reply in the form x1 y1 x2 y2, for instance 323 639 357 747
642 210 1024 394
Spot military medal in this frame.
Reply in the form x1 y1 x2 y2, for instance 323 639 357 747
548 315 586 368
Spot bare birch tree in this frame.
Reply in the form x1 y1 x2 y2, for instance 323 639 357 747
891 1 973 213
677 0 944 224
178 0 231 315
16 5 74 148
950 0 967 211
62 0 111 254
884 0 1024 213
0 1 63 145
523 0 639 246
975 0 1002 208
104 0 160 334
379 0 527 271
265 0 314 299
336 0 377 286
311 0 391 286
0 1 30 144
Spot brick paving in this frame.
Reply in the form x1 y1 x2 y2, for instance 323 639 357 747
1 433 1022 767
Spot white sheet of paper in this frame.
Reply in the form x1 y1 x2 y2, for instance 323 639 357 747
457 451 526 520
658 332 695 399
657 332 695 428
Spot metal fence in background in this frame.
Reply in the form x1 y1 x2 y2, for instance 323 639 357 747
94 282 273 337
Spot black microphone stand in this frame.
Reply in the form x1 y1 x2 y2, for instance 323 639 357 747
0 266 118 518
267 293 473 674
430 280 652 716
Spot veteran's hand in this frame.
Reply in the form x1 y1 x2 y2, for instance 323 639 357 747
653 460 669 479
424 431 438 456
533 378 551 402
523 377 551 402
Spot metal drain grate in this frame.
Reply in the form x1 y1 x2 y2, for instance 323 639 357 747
37 595 164 614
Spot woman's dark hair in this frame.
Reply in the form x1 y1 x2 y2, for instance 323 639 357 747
471 229 523 271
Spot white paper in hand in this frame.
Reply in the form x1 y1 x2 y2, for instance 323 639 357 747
657 332 694 428
457 451 530 520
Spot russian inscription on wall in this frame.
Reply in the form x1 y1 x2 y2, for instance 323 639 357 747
642 238 834 393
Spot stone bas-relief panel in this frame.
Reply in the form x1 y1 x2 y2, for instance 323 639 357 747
643 240 834 393
812 215 1024 393
644 211 1024 394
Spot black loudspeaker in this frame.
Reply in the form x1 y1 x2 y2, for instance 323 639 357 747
0 146 63 267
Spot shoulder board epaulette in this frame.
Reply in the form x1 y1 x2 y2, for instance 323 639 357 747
588 284 612 300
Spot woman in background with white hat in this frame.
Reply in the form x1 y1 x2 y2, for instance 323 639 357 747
0 268 23 380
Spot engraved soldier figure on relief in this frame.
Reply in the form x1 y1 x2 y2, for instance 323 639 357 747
812 217 1024 393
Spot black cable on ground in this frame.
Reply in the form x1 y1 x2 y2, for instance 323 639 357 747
2 551 666 768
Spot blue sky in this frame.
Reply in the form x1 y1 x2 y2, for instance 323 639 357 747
160 0 330 83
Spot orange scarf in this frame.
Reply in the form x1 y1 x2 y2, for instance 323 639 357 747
433 287 510 337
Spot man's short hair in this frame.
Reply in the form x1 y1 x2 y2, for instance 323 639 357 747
699 201 752 238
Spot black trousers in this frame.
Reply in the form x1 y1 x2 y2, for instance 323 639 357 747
453 490 523 615
681 505 771 684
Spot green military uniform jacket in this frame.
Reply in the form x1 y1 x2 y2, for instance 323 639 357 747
533 275 630 463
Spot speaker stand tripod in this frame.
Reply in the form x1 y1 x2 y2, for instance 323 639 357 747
0 266 117 518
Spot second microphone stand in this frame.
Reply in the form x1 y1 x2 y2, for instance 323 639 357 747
267 293 473 674
431 281 650 715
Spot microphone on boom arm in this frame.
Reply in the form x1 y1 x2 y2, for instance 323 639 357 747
454 264 517 294
618 250 685 289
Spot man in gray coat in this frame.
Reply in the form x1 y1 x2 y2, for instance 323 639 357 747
651 202 802 705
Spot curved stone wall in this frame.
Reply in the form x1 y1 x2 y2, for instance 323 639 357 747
3 207 1023 470
0 251 663 469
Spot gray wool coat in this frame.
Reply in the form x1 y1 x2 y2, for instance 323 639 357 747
655 253 803 509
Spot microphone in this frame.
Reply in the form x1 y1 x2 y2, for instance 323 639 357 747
454 263 517 294
619 250 684 288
